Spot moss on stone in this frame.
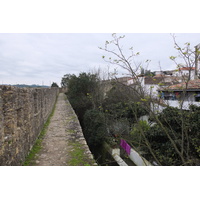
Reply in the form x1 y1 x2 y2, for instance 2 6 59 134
68 141 94 166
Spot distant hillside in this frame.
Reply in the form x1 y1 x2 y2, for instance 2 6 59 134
12 84 50 88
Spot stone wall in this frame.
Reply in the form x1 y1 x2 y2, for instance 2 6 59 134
0 86 59 165
64 97 97 165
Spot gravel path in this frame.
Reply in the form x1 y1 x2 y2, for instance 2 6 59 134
34 93 96 166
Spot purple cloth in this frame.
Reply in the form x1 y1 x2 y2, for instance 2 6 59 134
125 143 131 155
120 139 131 155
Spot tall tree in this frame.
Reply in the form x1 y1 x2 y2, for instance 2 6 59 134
51 82 59 87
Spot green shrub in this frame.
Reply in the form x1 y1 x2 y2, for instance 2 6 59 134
83 109 107 146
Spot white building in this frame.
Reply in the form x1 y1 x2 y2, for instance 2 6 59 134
159 79 200 110
172 66 195 80
127 76 178 98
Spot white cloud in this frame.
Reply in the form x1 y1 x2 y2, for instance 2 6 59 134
0 33 199 86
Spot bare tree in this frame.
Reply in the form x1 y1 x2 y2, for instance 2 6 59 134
99 33 200 165
99 33 151 98
168 34 199 161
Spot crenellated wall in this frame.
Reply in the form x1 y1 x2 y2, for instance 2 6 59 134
0 86 59 166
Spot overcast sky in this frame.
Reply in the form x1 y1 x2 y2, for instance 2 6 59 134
0 33 199 86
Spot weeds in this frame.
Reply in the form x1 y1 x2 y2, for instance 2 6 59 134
68 141 93 166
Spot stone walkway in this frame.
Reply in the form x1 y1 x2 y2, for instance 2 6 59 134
34 93 96 166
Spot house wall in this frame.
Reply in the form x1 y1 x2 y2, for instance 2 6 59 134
172 70 195 80
165 100 200 110
144 84 159 98
127 78 134 85
0 86 59 165
127 77 160 98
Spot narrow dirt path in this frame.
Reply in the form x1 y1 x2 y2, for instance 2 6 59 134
34 93 96 166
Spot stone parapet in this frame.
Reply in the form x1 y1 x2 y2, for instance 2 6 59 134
64 97 97 165
0 86 59 165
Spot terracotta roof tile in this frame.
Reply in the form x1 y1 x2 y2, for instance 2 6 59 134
179 67 195 71
166 79 200 90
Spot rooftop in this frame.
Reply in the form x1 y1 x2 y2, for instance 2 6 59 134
162 79 200 91
145 76 163 85
145 76 180 86
179 67 195 71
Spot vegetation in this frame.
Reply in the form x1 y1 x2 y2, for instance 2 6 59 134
51 82 59 87
98 33 200 166
131 106 200 165
62 33 200 166
61 72 102 122
140 68 155 76
68 141 93 166
63 70 200 165
62 72 147 164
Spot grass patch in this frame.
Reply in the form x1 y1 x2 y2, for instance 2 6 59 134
23 97 58 166
68 142 93 166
